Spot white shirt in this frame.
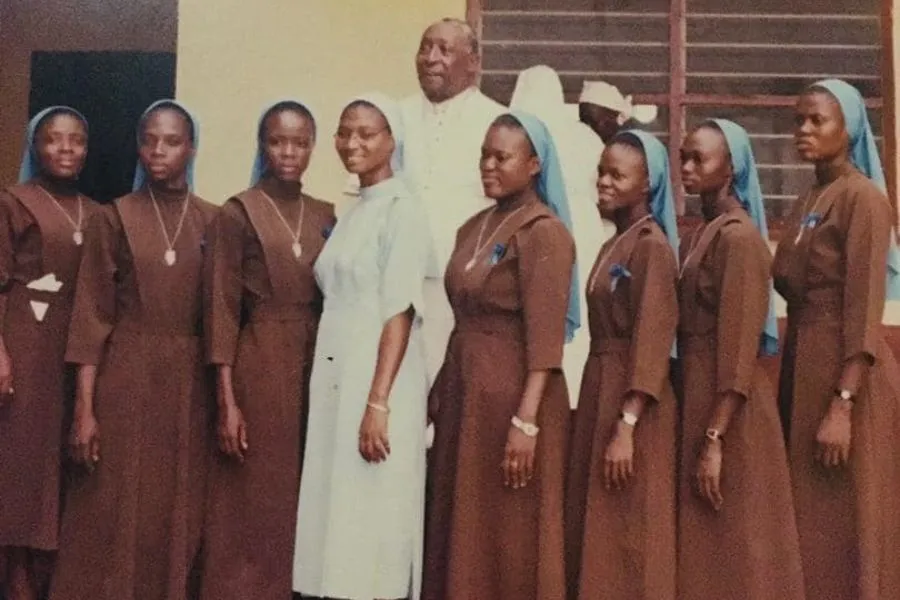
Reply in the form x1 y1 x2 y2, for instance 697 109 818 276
400 86 505 278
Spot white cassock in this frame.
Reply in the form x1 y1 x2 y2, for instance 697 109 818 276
510 66 612 408
399 86 505 385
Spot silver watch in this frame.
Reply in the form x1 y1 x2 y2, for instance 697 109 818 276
620 411 639 427
511 415 540 437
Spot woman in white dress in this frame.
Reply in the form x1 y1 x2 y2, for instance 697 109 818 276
292 93 429 600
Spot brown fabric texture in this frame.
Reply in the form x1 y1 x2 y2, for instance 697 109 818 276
423 198 574 600
677 209 805 600
0 180 97 550
50 189 216 600
199 181 335 600
565 219 678 600
773 169 900 600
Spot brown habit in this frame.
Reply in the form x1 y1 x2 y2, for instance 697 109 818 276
565 218 678 600
0 180 96 550
49 188 216 600
199 181 335 600
773 169 900 600
677 209 804 600
423 198 573 600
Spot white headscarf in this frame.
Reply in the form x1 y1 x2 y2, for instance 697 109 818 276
579 81 658 125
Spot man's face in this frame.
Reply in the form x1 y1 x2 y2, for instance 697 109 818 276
415 21 477 103
579 102 623 144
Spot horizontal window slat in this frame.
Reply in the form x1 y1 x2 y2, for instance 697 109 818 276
687 17 878 45
483 14 669 43
481 72 669 103
687 47 879 76
685 75 881 97
686 0 878 14
482 45 669 73
485 0 670 12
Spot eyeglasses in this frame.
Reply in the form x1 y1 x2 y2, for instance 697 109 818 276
333 127 389 144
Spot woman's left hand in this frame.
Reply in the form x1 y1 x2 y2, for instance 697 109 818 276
359 405 390 464
695 438 724 511
502 426 537 489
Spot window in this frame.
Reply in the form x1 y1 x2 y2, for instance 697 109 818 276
473 0 890 233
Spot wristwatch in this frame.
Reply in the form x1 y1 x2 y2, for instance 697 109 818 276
835 388 856 403
620 411 639 427
511 415 540 437
705 428 725 443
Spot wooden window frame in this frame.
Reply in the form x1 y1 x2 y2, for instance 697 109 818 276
468 0 898 238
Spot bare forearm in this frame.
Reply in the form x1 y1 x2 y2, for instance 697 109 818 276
838 354 869 395
621 391 649 418
216 365 238 409
707 390 744 436
368 308 414 407
517 370 551 421
75 365 98 416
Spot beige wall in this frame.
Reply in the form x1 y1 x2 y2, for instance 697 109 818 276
176 0 465 205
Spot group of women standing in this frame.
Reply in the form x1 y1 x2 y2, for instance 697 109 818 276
0 76 898 600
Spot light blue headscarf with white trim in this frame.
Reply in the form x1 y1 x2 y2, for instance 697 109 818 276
132 99 200 192
507 110 581 343
612 129 681 263
249 100 317 187
705 119 779 356
612 129 680 357
342 92 404 175
812 79 900 300
18 106 89 183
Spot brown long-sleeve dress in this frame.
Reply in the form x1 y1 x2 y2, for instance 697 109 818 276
0 179 96 551
677 208 805 600
49 188 217 600
199 180 335 600
773 168 900 600
565 217 677 600
423 198 574 600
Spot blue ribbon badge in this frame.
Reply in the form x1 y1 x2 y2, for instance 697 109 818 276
794 213 822 245
609 263 632 292
488 243 506 266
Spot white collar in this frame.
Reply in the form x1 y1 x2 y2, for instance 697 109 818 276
421 86 477 118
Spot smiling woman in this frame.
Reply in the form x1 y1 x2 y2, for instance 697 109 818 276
0 106 97 600
292 94 430 600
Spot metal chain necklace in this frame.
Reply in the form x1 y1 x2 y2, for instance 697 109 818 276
260 190 306 259
38 186 85 246
587 214 652 292
148 186 191 266
465 204 528 271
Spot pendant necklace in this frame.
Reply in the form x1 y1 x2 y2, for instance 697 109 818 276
587 215 651 292
38 186 85 246
465 204 528 271
148 186 191 266
260 190 306 259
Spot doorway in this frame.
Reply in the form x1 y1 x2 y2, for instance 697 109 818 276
28 51 177 203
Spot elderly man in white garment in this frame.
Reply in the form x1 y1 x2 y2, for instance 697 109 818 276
512 70 658 408
400 18 505 385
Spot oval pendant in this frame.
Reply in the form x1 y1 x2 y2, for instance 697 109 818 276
464 259 476 272
73 231 84 246
164 249 177 266
292 242 303 259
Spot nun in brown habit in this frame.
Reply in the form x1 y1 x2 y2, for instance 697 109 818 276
773 79 900 600
423 112 576 600
565 130 679 600
199 100 335 600
0 106 96 600
49 100 216 600
676 119 804 599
